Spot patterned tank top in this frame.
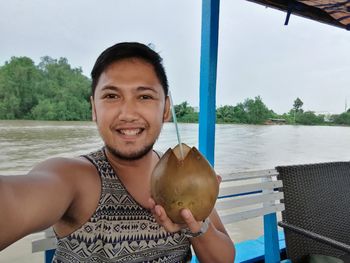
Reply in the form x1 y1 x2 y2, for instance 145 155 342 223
52 148 191 263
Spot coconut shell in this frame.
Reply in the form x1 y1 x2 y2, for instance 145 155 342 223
151 143 219 224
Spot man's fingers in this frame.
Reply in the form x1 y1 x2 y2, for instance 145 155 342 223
180 209 202 233
153 205 180 233
148 197 156 209
217 174 222 184
151 205 206 235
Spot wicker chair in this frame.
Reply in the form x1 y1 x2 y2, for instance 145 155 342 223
276 162 350 263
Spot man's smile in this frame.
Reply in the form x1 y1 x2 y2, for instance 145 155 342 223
117 128 144 136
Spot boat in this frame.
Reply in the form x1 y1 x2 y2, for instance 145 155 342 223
3 1 350 262
195 1 349 262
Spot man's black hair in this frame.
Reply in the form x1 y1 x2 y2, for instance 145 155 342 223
91 42 169 97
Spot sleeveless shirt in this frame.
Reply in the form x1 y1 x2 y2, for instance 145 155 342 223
52 148 191 263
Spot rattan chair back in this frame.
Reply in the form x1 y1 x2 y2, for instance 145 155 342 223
277 162 350 262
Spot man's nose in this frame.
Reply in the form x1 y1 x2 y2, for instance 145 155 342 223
118 100 138 121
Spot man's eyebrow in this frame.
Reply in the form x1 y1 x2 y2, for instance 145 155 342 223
101 85 120 92
137 86 158 93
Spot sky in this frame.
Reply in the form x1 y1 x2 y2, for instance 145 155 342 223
0 0 349 114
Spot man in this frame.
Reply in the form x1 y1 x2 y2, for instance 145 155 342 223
0 42 235 262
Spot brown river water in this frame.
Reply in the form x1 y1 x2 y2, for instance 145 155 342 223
1 120 350 262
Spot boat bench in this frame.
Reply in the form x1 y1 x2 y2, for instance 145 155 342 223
32 168 286 263
209 168 286 263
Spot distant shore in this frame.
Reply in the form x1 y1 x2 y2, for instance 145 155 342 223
1 119 350 127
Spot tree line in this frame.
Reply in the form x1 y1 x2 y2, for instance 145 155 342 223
1 56 350 125
175 97 350 126
0 56 91 120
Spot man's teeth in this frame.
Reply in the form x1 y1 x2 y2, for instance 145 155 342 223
119 129 142 135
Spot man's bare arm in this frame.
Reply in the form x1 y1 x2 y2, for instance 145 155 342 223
189 209 235 263
151 204 235 263
0 158 79 251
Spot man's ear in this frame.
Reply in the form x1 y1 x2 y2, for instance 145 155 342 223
163 96 171 122
90 96 97 122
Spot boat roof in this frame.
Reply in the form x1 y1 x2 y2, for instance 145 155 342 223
246 0 350 30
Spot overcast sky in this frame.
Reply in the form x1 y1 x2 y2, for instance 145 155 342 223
0 0 349 114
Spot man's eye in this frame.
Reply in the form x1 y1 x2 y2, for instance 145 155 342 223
105 94 118 99
140 95 153 100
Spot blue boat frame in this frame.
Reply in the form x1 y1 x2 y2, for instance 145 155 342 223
198 0 281 262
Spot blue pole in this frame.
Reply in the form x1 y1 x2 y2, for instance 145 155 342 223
264 213 281 263
198 0 220 166
45 249 55 263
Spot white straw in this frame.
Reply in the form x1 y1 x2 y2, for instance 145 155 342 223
168 91 184 160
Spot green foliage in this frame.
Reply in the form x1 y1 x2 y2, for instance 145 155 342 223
243 96 274 124
288 98 326 125
296 111 324 125
280 113 295 124
174 101 198 122
216 105 236 123
1 56 346 127
218 96 273 124
0 56 91 120
217 96 275 124
332 112 350 125
0 57 41 119
175 97 275 125
293 97 304 113
179 112 199 123
174 97 347 126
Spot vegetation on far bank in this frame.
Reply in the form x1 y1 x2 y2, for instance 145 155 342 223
1 56 350 125
175 98 350 126
0 56 91 120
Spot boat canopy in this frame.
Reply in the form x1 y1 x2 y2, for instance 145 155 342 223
246 0 350 30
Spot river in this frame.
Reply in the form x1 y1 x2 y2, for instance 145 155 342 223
1 120 350 175
1 120 350 243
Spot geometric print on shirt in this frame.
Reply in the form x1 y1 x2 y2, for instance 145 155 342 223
52 148 191 263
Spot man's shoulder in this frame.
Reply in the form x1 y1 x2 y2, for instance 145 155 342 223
29 155 98 180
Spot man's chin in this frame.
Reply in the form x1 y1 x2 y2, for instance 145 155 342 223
105 144 154 161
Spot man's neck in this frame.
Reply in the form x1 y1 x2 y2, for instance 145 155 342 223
105 148 158 179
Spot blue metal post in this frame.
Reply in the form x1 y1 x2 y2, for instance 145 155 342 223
45 249 55 263
198 0 220 165
264 213 281 263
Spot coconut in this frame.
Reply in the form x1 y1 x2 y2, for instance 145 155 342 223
151 143 219 224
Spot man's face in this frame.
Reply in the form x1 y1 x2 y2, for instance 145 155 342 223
91 58 170 160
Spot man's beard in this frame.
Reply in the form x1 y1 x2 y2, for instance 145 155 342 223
105 142 155 161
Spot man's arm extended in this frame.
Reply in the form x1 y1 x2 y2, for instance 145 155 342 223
0 158 80 251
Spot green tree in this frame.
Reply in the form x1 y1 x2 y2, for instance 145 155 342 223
288 97 304 123
0 57 42 119
216 105 235 123
296 111 324 125
243 96 273 124
0 56 91 120
174 101 192 118
33 56 91 120
217 97 273 124
174 101 198 122
293 97 304 113
232 103 249 123
333 112 350 125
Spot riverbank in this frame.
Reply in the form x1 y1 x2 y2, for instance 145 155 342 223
1 118 350 127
